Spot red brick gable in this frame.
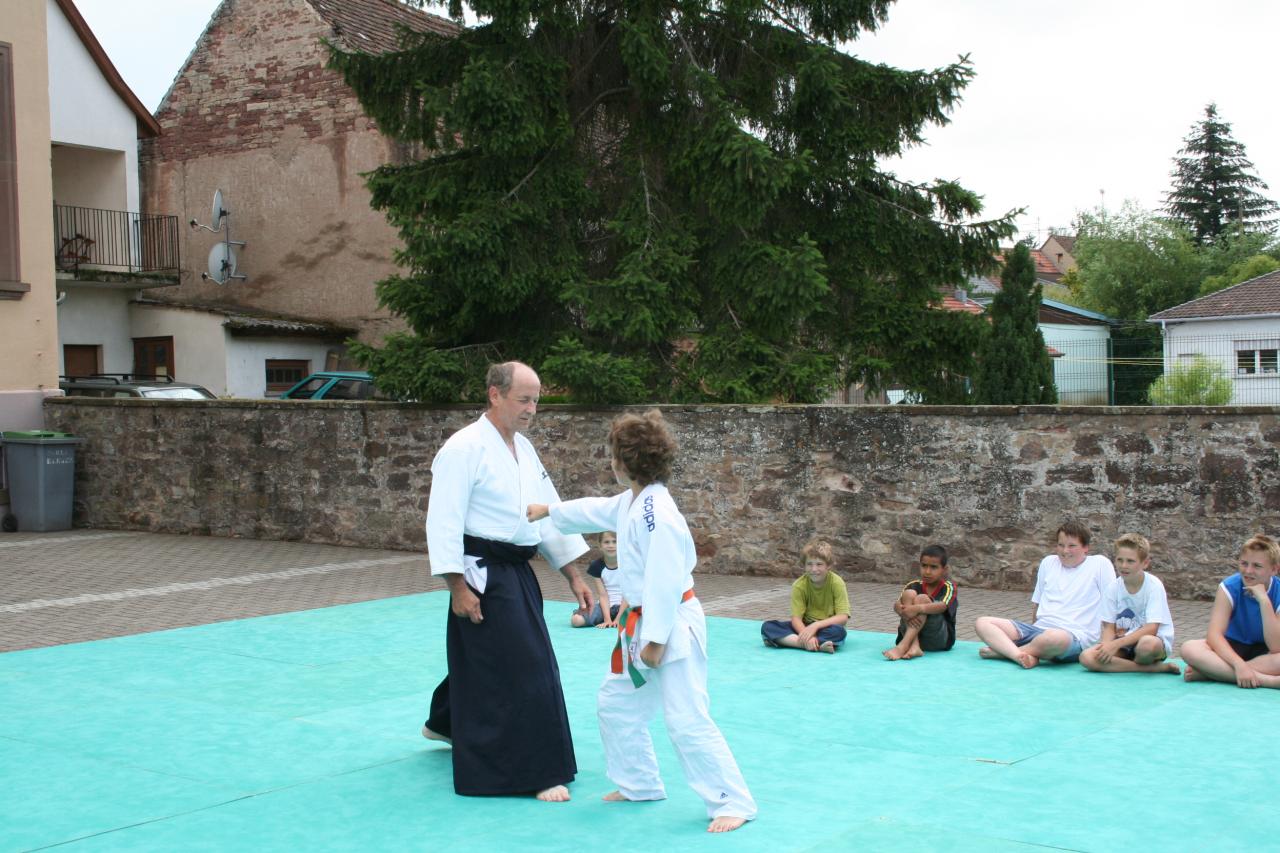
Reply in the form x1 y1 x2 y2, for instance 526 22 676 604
144 0 457 165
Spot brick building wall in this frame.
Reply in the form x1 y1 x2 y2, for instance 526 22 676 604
44 399 1280 600
139 0 449 343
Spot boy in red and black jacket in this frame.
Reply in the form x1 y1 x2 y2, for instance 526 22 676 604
884 544 958 660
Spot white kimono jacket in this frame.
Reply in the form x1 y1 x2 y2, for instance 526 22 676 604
549 483 701 666
426 414 587 591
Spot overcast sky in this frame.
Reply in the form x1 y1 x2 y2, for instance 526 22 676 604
74 0 1280 241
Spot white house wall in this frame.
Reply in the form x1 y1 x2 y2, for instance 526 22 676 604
45 0 138 213
1040 323 1111 405
127 304 228 394
1161 317 1280 405
56 286 132 374
226 339 335 399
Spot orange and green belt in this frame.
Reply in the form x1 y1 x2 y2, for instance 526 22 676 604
610 588 696 687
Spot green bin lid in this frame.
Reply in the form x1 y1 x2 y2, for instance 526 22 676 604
2 430 77 440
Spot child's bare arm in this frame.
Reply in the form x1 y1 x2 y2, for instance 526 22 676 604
1249 584 1280 652
806 613 849 629
913 599 951 616
1110 622 1160 648
594 579 612 626
1205 589 1258 685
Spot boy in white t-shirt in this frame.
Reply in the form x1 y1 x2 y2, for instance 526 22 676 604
1079 533 1180 675
975 521 1116 668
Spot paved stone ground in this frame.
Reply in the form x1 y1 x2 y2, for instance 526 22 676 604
0 530 1213 655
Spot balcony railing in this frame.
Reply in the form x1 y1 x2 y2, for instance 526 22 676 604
53 203 180 279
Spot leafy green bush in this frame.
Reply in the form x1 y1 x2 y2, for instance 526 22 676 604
1147 355 1233 405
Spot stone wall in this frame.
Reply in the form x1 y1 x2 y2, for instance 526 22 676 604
43 398 1280 600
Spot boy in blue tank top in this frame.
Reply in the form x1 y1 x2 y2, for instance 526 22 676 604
1181 534 1280 688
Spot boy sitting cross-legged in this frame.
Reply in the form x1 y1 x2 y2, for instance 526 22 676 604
1180 533 1280 689
760 540 850 654
974 520 1115 668
883 544 958 660
1078 533 1180 675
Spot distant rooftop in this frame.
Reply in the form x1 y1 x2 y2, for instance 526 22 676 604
1149 269 1280 322
309 0 459 54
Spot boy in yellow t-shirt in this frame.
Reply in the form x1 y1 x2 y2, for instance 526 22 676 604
760 540 850 653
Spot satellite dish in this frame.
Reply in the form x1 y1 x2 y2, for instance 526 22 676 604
211 189 226 231
205 243 238 285
192 189 248 283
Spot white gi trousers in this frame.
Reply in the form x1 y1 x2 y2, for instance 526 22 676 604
597 605 757 820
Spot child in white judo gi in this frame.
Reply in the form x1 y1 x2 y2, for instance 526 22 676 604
528 409 757 833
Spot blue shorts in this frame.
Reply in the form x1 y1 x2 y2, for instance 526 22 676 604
1010 620 1084 663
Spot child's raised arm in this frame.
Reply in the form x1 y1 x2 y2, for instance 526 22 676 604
1205 587 1260 687
1247 582 1280 653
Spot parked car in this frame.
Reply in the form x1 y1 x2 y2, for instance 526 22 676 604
278 371 387 400
59 374 217 400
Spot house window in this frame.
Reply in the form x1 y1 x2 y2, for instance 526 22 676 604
265 359 309 395
133 336 175 378
64 344 102 377
0 42 23 295
1235 340 1280 376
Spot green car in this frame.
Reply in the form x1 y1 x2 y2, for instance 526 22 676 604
278 371 386 401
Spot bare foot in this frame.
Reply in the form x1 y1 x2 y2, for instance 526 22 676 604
422 725 452 746
978 646 1001 659
535 785 570 802
1183 665 1204 682
1158 661 1182 675
1017 653 1040 669
883 647 904 660
708 816 746 833
819 640 836 654
904 646 924 660
602 790 628 802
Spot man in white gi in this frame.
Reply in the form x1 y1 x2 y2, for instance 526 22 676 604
529 410 757 832
422 361 593 802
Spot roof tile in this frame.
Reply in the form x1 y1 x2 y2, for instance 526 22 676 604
1149 269 1280 321
308 0 459 54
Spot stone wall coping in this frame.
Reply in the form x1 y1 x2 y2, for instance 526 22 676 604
43 398 1280 417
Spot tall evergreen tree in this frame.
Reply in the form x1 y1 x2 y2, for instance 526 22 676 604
1164 103 1277 245
329 0 1016 403
973 244 1056 405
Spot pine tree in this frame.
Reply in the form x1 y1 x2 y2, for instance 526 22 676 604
1164 103 1277 245
973 244 1056 405
329 0 1016 403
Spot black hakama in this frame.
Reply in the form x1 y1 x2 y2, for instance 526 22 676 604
426 536 577 795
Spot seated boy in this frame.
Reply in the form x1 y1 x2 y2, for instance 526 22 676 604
761 540 850 653
1181 533 1280 688
884 544 957 660
571 531 624 628
1079 533 1180 675
974 520 1115 668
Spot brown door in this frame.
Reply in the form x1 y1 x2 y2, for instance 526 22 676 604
133 336 174 378
64 344 100 377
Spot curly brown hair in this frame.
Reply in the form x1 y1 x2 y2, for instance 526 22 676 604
609 410 677 485
801 539 835 566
